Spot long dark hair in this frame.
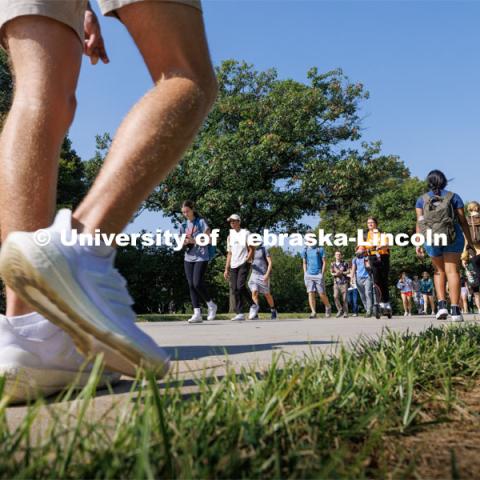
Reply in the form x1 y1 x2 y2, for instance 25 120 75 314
426 170 448 195
182 200 199 219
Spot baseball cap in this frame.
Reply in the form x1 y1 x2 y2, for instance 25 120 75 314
227 214 241 222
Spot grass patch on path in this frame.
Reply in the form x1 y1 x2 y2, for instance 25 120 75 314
1 325 480 478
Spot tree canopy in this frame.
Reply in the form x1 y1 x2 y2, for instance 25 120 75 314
145 61 406 235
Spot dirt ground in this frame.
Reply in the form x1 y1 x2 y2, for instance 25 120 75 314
386 380 480 479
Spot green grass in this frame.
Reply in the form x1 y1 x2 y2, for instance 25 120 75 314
1 325 480 478
138 312 320 322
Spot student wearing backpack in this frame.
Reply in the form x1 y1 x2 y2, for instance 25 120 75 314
351 246 374 317
224 214 255 321
302 244 332 318
416 170 475 322
247 243 278 320
180 200 217 324
461 201 480 288
420 271 436 315
330 250 350 318
397 272 413 316
364 217 392 316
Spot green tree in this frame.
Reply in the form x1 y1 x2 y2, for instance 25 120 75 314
116 241 190 314
145 60 371 240
268 248 307 312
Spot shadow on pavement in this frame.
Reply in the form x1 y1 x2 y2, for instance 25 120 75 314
164 340 338 361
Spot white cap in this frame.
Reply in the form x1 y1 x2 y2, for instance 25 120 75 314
227 213 241 222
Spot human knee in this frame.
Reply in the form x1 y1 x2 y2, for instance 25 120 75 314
11 88 77 131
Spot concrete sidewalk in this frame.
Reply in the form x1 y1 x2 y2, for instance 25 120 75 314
6 314 479 429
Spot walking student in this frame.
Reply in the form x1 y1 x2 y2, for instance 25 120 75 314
420 271 435 315
330 251 350 318
0 0 217 401
351 246 373 317
347 282 359 317
461 201 480 299
303 245 332 319
365 217 392 315
412 275 423 314
180 200 217 324
416 170 475 322
224 214 254 321
397 272 413 316
247 242 278 320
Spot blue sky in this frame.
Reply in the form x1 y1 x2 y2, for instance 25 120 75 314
69 0 480 234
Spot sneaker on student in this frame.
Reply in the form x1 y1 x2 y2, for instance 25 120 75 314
248 304 259 320
450 306 464 323
231 313 245 321
0 209 170 377
335 310 343 318
270 309 278 320
325 306 332 318
436 301 449 321
343 312 348 318
0 313 121 404
206 302 217 321
351 313 358 317
188 309 203 324
404 312 408 317
309 312 317 319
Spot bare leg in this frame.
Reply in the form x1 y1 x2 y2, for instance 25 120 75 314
0 17 82 315
401 293 408 313
73 3 217 235
474 292 480 313
429 295 435 313
432 256 446 302
252 290 259 305
444 253 461 305
407 296 412 313
319 293 331 309
308 292 316 314
264 293 275 308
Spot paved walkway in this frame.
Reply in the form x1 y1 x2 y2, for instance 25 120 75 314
6 314 479 429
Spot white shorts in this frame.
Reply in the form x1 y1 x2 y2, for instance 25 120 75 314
248 274 270 294
304 273 325 294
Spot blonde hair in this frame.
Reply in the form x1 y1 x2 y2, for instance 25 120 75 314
467 201 480 213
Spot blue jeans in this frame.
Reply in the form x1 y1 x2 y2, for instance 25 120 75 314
347 288 359 314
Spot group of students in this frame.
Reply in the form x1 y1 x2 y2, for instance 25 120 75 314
180 203 277 323
179 169 480 323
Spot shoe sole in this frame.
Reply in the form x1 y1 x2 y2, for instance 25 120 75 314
0 365 120 404
0 234 169 377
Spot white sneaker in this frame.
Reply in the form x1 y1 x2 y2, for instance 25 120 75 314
0 210 170 377
248 303 259 320
188 311 203 324
0 313 120 404
436 308 449 320
404 312 408 317
206 302 217 321
231 313 245 321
